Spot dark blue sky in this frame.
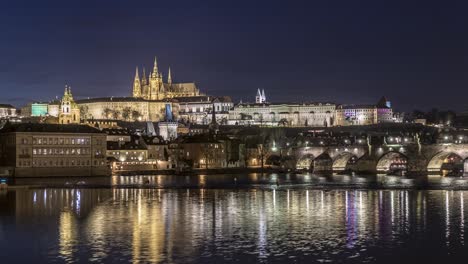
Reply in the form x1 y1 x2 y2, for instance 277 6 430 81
1 0 467 112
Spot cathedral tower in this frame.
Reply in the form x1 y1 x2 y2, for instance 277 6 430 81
167 67 172 84
131 55 201 100
132 67 141 98
149 57 162 100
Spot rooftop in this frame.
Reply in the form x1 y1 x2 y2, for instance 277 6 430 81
0 104 15 109
236 102 335 107
174 95 232 103
75 97 172 104
0 122 104 134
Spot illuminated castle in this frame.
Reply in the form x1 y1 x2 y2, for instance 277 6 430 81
132 57 201 100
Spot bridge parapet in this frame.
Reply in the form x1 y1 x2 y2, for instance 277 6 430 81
291 142 468 175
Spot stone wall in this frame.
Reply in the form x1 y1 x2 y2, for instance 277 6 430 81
14 166 109 177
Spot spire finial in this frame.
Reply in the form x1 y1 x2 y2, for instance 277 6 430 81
153 56 158 76
135 66 139 80
168 67 172 84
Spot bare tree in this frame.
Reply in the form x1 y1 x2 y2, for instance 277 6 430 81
102 107 112 119
112 110 120 120
131 110 141 121
122 107 131 121
80 105 90 121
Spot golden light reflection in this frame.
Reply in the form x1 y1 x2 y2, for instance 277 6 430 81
59 211 77 261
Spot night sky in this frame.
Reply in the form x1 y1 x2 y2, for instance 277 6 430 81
1 0 467 112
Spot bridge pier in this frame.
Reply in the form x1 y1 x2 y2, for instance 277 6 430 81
464 159 468 177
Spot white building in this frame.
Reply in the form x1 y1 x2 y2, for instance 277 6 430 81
177 96 233 125
228 90 335 127
335 105 377 126
0 104 17 118
228 102 336 127
335 97 394 126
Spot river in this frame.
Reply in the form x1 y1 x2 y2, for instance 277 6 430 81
1 173 468 263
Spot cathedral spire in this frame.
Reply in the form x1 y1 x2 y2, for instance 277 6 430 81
261 89 266 103
141 67 147 85
168 67 172 84
132 67 142 98
152 56 158 77
134 66 139 80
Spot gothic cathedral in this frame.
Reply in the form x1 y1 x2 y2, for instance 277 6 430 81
132 56 201 100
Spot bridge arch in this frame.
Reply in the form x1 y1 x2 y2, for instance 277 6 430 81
376 152 408 173
332 152 358 171
296 154 315 170
427 152 465 176
313 153 333 172
266 154 281 167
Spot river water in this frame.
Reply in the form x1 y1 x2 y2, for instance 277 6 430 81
2 173 468 263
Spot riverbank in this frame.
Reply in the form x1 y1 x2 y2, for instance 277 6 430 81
3 172 468 190
114 167 284 176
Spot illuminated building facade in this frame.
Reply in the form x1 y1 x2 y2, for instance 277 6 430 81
177 96 233 125
58 86 81 124
158 104 178 140
0 104 17 118
0 123 108 177
228 90 335 127
336 97 394 126
106 138 148 163
335 105 378 126
76 97 177 122
31 103 49 116
132 57 201 100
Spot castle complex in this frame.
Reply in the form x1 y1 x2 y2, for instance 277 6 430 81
132 57 201 100
14 55 397 127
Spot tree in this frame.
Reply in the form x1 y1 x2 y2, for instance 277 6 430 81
122 107 131 121
278 118 288 127
79 105 90 121
131 110 141 121
112 110 120 120
102 107 112 119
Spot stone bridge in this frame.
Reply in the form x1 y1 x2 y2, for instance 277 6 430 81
267 143 468 176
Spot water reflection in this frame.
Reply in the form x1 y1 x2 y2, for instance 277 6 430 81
3 189 468 262
8 173 468 190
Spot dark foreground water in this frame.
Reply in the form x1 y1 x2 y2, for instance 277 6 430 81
2 174 468 263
